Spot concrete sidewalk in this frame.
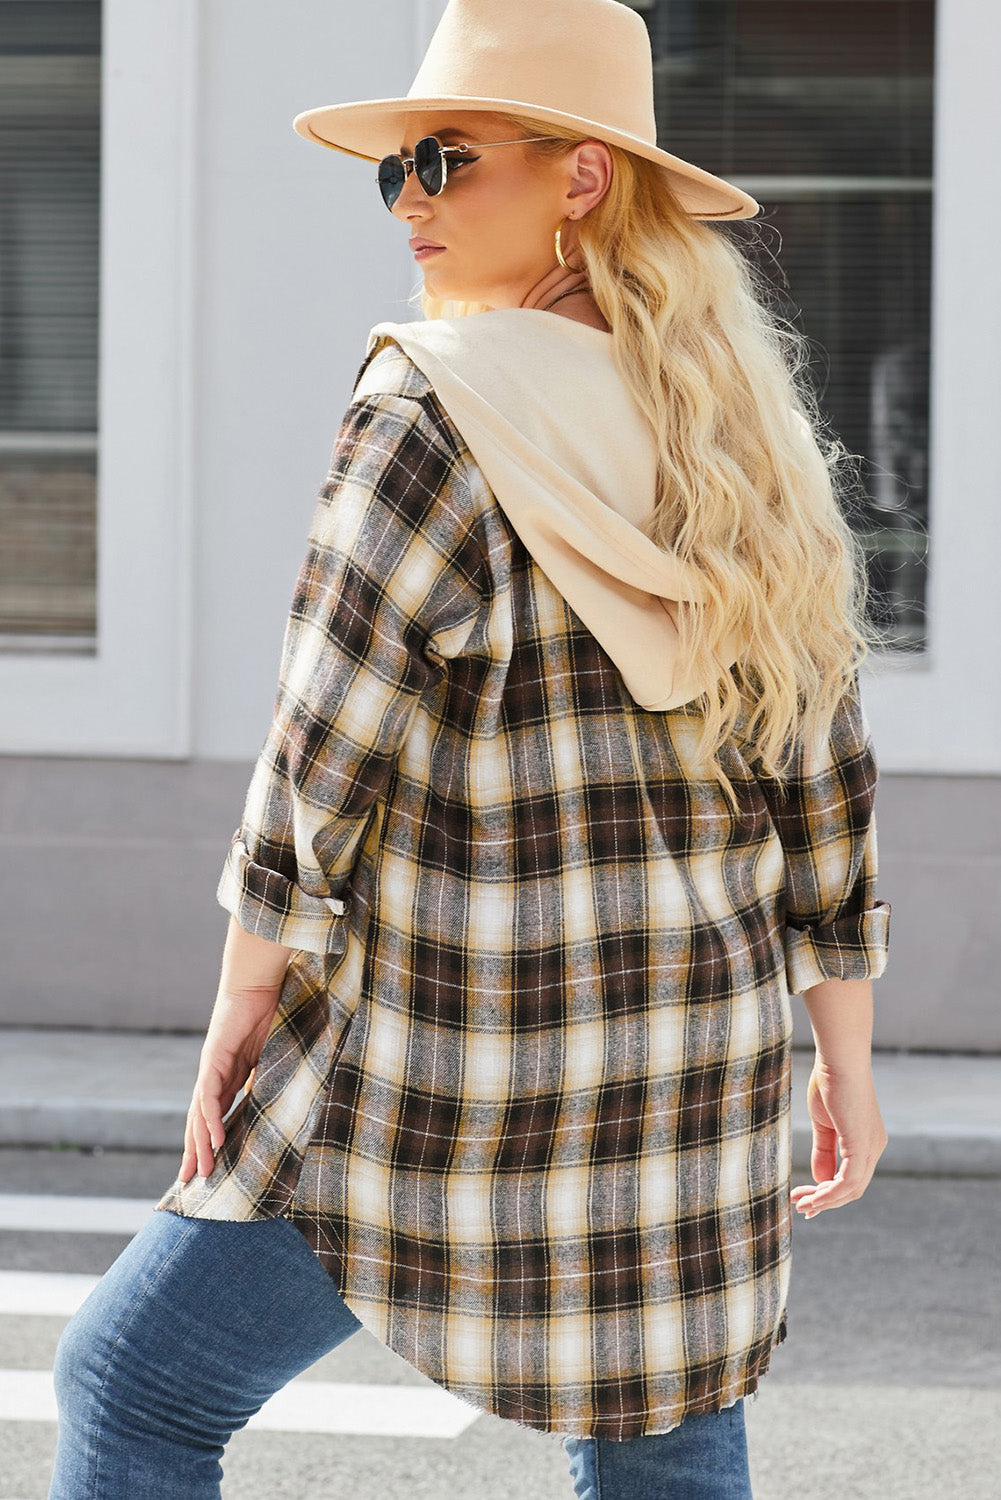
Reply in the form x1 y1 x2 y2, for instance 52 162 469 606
0 1027 998 1174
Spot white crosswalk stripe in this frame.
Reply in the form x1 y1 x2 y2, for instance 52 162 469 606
0 1369 479 1438
0 1196 482 1439
0 1193 155 1234
0 1270 98 1315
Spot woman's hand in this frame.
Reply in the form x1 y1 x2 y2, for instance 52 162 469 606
790 1056 888 1219
178 986 283 1183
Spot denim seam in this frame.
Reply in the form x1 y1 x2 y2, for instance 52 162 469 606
594 1439 604 1500
89 1212 203 1499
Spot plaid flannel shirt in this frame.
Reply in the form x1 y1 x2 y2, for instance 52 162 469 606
156 336 891 1440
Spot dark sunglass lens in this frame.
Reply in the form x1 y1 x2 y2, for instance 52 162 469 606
377 156 405 209
414 136 445 195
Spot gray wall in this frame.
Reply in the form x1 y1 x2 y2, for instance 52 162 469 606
1 755 996 1052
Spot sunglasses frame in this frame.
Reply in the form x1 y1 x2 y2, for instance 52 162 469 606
375 134 567 210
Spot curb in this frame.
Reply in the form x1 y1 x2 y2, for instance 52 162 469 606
0 1031 998 1175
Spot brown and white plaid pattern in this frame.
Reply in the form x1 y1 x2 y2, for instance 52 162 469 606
156 336 892 1439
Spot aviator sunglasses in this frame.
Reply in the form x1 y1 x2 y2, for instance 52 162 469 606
376 133 565 210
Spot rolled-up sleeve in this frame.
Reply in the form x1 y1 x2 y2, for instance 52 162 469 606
752 671 892 994
217 383 485 953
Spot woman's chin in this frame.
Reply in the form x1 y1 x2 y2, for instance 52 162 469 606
421 270 489 308
422 268 454 296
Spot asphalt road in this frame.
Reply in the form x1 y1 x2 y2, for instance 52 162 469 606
0 1145 998 1499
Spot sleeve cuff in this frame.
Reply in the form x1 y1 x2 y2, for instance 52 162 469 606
784 900 892 994
215 836 349 956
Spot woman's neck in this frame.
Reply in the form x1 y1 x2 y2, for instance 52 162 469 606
518 268 611 332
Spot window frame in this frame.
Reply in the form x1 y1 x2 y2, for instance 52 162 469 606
855 0 1001 772
650 0 1000 774
0 0 197 756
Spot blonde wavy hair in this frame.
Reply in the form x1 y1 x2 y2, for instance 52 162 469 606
411 111 894 812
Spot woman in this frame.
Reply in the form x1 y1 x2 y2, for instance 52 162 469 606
48 2 893 1496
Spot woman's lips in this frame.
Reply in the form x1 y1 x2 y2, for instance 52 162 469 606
413 244 445 260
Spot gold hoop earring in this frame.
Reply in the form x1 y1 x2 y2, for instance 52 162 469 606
555 217 583 272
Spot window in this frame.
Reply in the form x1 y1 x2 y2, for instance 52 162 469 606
635 0 934 654
0 0 101 650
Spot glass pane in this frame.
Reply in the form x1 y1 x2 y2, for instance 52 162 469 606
638 0 934 653
0 447 97 638
0 0 101 647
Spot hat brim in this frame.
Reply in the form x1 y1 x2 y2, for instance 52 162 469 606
291 96 760 220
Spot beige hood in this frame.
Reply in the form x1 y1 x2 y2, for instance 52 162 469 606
353 307 740 711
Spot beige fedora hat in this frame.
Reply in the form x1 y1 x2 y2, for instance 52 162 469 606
292 0 760 221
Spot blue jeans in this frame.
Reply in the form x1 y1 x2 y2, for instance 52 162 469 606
49 1207 754 1499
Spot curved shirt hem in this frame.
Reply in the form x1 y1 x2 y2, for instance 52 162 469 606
150 1201 789 1442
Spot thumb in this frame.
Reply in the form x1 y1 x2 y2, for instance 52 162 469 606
810 1117 838 1184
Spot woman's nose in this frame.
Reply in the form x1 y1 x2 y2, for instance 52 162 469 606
390 166 430 218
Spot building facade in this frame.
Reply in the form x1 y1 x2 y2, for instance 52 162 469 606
1 1 998 1049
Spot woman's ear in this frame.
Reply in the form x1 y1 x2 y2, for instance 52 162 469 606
565 139 613 213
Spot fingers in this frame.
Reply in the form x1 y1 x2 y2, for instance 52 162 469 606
178 1113 198 1184
177 1082 227 1183
197 1081 226 1161
790 1151 873 1218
